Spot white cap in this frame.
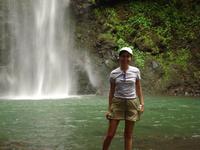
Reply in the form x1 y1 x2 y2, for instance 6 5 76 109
119 47 133 56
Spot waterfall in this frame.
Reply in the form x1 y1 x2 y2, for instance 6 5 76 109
0 0 98 99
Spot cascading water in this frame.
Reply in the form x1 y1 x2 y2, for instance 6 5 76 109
0 0 98 99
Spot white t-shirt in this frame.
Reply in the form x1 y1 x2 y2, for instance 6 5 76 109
109 65 141 99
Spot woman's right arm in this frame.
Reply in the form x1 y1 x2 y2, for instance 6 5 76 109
108 82 115 111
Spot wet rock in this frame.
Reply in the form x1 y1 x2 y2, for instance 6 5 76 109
151 61 159 69
95 33 118 62
71 0 94 16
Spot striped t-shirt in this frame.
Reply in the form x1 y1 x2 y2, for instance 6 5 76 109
109 65 141 99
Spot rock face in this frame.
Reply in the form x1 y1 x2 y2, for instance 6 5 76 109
71 0 200 96
69 0 200 96
71 0 94 16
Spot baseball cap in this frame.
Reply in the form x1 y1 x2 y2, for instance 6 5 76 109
119 47 133 56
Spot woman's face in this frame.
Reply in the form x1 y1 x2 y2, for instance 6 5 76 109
119 51 132 66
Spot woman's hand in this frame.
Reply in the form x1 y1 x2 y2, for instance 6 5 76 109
136 79 144 114
105 110 111 120
139 104 144 113
105 111 109 119
141 105 144 113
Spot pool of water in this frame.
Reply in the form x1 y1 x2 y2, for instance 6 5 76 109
0 95 199 150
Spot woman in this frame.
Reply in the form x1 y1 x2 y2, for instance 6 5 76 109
102 47 144 150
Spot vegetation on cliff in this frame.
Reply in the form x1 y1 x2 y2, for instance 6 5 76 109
72 0 200 96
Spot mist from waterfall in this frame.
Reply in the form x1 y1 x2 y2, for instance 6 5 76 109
0 0 99 99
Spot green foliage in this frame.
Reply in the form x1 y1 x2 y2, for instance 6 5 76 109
116 38 130 49
127 15 152 29
156 48 191 80
93 8 101 17
133 49 146 68
98 33 115 42
88 0 96 4
101 8 119 24
172 48 191 69
92 0 200 86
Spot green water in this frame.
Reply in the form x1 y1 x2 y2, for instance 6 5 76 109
0 96 200 150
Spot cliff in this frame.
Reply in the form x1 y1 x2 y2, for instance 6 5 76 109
71 0 200 96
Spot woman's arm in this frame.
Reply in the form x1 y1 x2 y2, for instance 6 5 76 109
136 79 144 112
108 82 115 111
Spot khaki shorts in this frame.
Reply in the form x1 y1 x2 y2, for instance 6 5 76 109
107 97 141 122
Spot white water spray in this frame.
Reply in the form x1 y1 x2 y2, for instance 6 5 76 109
0 0 99 99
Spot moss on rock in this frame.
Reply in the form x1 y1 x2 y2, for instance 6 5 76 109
71 0 200 96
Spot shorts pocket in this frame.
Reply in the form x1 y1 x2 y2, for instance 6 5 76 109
129 98 140 111
111 97 121 107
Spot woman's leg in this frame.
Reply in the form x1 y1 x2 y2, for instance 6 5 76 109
102 119 120 150
124 120 135 150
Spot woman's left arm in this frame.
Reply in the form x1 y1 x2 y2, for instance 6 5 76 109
136 79 144 112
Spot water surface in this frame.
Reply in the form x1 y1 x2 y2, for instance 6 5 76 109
0 96 199 150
